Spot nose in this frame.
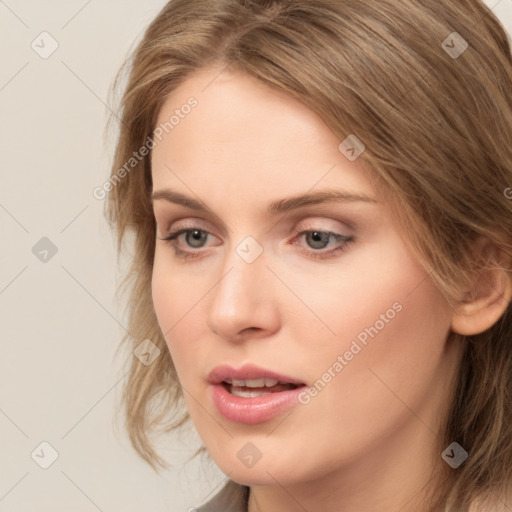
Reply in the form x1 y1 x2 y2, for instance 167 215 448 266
206 246 280 342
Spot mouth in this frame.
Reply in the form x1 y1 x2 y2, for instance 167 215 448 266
207 364 307 424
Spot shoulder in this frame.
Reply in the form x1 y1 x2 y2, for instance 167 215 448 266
196 480 249 512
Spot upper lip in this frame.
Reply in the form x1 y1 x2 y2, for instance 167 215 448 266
207 364 305 386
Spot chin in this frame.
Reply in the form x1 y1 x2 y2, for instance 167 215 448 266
205 438 315 487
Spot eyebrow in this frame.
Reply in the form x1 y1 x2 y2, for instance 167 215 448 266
151 188 378 214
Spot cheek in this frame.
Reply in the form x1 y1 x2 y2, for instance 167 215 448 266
361 275 452 404
283 232 453 396
272 231 450 358
151 254 178 334
151 254 208 377
296 245 453 437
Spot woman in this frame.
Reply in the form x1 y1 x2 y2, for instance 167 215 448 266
105 0 512 510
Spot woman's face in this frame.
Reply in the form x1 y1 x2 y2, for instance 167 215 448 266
151 66 461 492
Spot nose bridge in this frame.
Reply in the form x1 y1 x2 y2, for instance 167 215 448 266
213 245 265 312
207 241 276 339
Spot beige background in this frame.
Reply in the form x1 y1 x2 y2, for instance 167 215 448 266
1 1 511 511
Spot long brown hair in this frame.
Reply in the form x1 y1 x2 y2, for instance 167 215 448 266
105 1 512 510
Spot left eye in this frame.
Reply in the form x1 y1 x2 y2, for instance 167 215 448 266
182 229 208 248
298 230 350 250
163 228 211 248
304 231 333 249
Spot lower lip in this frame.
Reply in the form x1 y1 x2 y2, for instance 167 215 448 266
210 383 305 424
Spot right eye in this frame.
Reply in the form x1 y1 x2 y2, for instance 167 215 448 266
158 227 221 259
171 229 209 248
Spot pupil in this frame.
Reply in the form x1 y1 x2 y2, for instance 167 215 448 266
308 231 329 249
187 230 206 247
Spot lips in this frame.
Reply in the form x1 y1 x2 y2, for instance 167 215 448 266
208 365 304 396
207 364 307 424
207 364 305 386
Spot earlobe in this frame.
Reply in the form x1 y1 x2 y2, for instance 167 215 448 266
450 240 512 336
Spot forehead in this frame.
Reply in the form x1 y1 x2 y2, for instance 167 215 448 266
151 65 377 204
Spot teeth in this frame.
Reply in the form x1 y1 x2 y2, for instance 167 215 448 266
226 378 281 388
231 388 272 398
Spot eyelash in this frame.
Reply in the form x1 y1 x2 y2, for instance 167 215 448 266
158 227 354 261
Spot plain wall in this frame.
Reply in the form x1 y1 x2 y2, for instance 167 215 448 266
1 1 511 510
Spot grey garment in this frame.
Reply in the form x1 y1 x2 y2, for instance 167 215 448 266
197 481 250 512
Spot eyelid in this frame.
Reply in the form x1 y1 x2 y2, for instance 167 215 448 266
157 216 216 236
283 210 359 232
292 216 353 235
153 208 229 238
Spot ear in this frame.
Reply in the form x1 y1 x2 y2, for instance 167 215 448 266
450 238 512 336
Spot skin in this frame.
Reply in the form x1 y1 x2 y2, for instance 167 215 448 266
150 64 470 512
